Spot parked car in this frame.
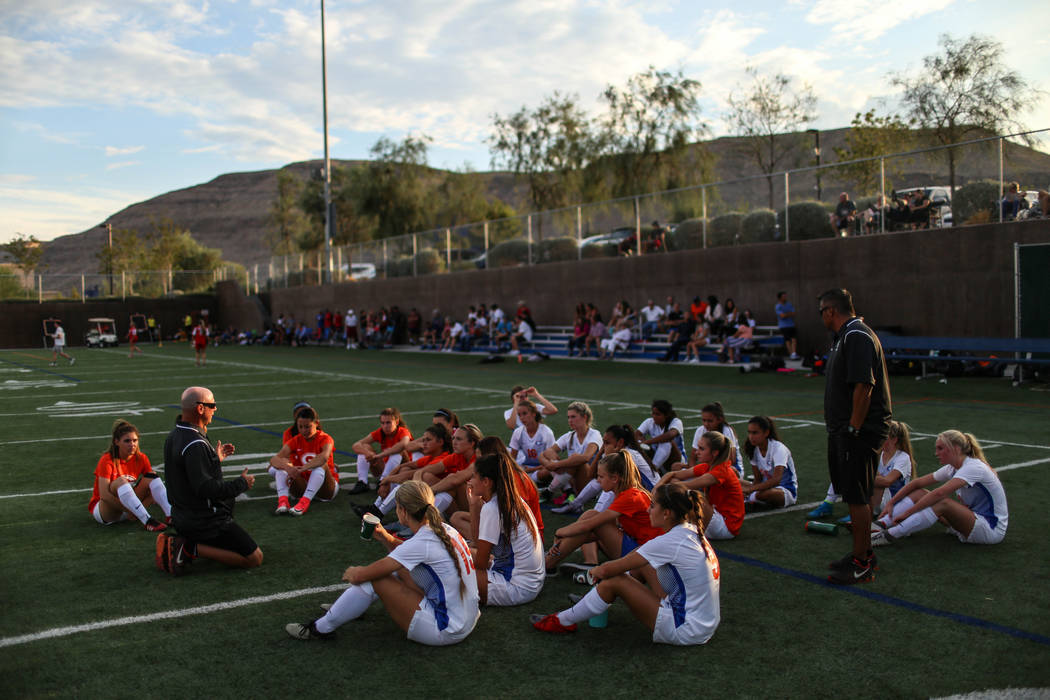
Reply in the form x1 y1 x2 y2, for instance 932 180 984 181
85 317 118 347
581 227 636 249
341 262 377 280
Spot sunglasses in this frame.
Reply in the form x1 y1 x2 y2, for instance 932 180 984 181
197 401 217 409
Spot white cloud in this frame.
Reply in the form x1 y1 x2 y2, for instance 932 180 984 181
104 160 140 171
104 145 144 157
0 181 148 243
804 0 957 42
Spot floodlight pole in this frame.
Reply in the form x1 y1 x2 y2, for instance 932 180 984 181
320 0 333 283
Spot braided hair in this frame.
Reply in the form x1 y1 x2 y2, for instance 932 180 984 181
394 480 468 596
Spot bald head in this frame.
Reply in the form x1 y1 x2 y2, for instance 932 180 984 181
181 386 212 410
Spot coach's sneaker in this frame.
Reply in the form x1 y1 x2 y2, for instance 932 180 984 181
827 555 874 585
155 533 170 573
275 496 291 515
290 497 312 516
806 501 834 519
829 550 878 572
530 613 577 634
285 620 335 641
870 529 896 547
144 516 168 532
166 535 195 576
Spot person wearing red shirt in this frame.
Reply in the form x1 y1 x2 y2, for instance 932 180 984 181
350 407 413 494
655 431 743 539
543 450 660 573
127 322 143 358
354 423 453 520
89 420 170 531
192 320 208 366
412 424 482 516
269 406 337 516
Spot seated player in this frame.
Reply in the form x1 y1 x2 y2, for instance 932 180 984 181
355 424 452 520
654 431 743 540
89 420 170 531
268 406 338 516
350 407 412 494
740 416 798 509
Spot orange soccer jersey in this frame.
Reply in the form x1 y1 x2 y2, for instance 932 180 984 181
286 430 338 481
692 459 744 536
369 425 412 451
88 451 153 512
608 487 663 545
436 452 475 478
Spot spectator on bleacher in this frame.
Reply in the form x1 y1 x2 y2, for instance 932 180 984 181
610 300 627 327
689 296 708 324
908 189 931 229
863 195 887 234
516 300 531 322
344 309 358 349
663 295 675 317
661 301 684 335
723 298 739 329
1024 190 1050 219
440 317 463 352
775 291 799 360
704 296 725 339
583 309 605 358
509 311 536 356
568 312 590 356
1001 181 1026 221
405 308 421 345
421 310 443 350
457 318 482 352
683 322 710 364
493 315 514 350
332 309 343 344
489 303 505 334
639 299 665 341
659 303 694 362
886 191 910 230
599 320 633 360
724 317 754 364
832 192 858 236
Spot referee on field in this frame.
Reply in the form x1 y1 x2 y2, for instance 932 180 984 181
820 289 892 584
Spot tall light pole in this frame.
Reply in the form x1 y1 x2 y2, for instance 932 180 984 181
320 0 333 283
806 128 822 202
100 222 113 295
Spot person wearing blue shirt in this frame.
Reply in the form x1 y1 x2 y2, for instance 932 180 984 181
775 291 798 360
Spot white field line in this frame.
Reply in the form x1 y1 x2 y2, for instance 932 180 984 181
19 379 397 403
0 584 350 649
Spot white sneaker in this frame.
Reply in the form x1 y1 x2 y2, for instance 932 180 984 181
870 529 895 547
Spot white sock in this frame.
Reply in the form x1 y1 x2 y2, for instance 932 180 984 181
433 491 453 514
378 486 400 515
269 467 290 499
594 490 615 512
550 472 572 492
302 468 326 501
575 478 602 505
888 497 936 539
149 478 171 517
116 482 150 524
316 581 377 633
530 470 541 484
557 587 610 626
824 484 839 503
380 454 403 479
356 455 370 483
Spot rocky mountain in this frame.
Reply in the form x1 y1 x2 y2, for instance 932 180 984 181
38 129 1049 276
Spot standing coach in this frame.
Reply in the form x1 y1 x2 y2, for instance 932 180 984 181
820 289 892 585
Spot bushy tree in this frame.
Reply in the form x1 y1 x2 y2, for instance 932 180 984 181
833 110 914 195
1 233 44 279
268 170 309 255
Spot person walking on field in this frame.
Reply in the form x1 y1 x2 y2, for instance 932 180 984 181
49 321 75 366
820 289 892 585
192 320 208 367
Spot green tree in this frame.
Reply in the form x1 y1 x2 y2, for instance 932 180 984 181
2 233 44 279
0 262 26 298
599 66 709 197
353 135 436 238
726 68 818 209
268 170 308 255
298 163 371 251
890 33 1041 194
833 110 914 195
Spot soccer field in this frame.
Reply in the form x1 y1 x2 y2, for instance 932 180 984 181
1 344 1047 699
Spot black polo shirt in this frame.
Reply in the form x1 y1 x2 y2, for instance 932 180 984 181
824 317 892 437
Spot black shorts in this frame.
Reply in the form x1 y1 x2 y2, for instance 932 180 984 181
192 520 258 558
827 432 880 505
780 326 797 341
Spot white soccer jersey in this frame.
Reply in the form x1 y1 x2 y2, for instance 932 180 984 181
389 523 480 636
626 447 658 490
509 423 557 466
879 450 913 498
932 457 1008 531
748 438 798 497
691 424 745 478
638 416 686 467
555 428 602 457
54 326 65 346
478 499 544 588
636 523 720 645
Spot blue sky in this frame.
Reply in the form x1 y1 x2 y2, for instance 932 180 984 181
2 0 1048 245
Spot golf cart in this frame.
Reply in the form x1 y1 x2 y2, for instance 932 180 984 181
85 317 119 347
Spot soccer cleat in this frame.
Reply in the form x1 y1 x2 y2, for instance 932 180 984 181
567 593 583 605
166 535 194 576
827 555 874 585
573 572 596 586
870 529 896 547
558 562 597 574
551 500 584 515
155 533 170 572
290 497 311 516
285 620 335 641
837 514 852 525
275 496 291 515
551 492 569 506
347 481 370 495
530 613 577 634
806 501 834 519
829 551 878 572
351 503 382 521
144 517 168 532
320 603 332 612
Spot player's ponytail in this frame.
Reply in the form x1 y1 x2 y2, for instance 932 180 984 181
700 431 732 467
395 480 468 596
938 429 989 466
108 420 139 459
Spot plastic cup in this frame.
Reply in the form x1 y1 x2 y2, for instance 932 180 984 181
588 609 609 629
361 513 380 540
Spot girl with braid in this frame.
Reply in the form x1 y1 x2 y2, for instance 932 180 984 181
287 480 479 645
532 482 721 645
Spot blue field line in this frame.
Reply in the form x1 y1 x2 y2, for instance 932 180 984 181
716 550 1050 647
0 358 82 382
166 406 357 458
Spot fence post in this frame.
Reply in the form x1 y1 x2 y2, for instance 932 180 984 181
701 186 708 249
336 246 342 280
483 222 490 269
81 275 85 303
998 137 1004 224
527 215 533 265
783 172 790 242
634 197 641 256
412 234 418 277
121 271 126 301
576 206 582 260
879 158 886 235
37 274 42 304
446 228 452 271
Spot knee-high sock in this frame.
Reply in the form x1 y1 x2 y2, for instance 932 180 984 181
557 587 610 626
302 468 326 501
652 443 671 470
356 454 371 483
529 470 542 484
149 478 171 517
887 497 937 539
380 454 403 479
269 467 290 499
824 483 839 502
594 490 615 512
376 485 400 514
116 482 150 524
433 491 453 514
575 478 602 506
315 581 377 634
550 472 573 492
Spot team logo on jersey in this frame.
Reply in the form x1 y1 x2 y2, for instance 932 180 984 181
36 400 163 418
